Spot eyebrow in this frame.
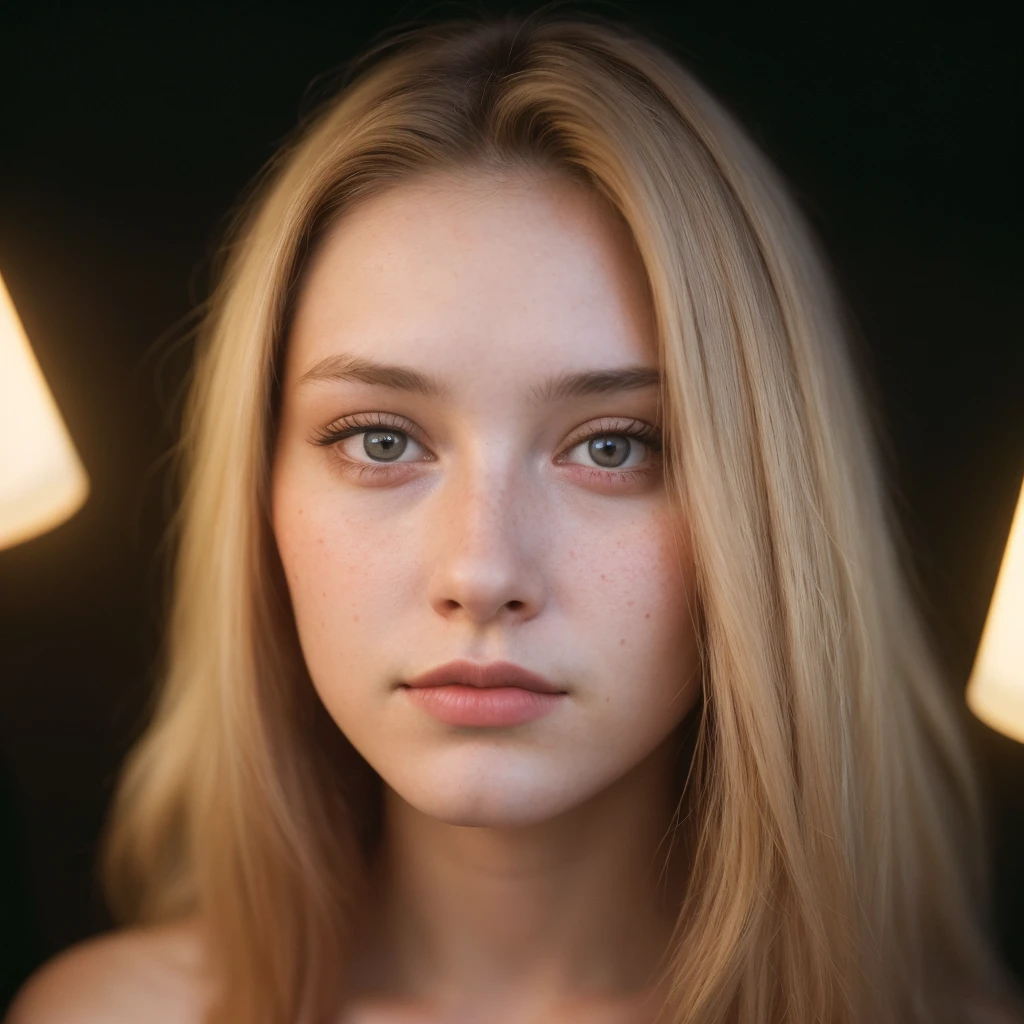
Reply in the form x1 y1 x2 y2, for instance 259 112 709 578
295 353 661 404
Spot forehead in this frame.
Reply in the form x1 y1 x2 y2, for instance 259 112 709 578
284 170 658 384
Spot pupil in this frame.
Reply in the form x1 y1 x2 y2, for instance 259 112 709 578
364 430 407 462
589 435 630 468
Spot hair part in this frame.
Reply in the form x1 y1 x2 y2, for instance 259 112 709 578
101 9 1024 1023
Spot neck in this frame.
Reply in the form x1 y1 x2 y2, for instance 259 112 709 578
346 734 686 1018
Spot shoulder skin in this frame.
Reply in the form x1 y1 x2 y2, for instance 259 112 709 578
5 918 209 1024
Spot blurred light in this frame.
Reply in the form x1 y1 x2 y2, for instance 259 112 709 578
0 270 89 550
966 476 1024 743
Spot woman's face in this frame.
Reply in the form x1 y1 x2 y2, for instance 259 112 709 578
272 169 700 827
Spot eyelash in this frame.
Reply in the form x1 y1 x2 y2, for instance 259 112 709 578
309 412 663 487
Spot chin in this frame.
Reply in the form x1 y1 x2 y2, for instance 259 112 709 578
388 762 591 828
411 794 576 829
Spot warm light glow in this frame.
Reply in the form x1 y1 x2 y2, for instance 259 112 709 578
0 270 89 550
966 476 1024 743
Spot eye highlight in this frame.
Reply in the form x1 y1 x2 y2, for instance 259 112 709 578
308 412 663 487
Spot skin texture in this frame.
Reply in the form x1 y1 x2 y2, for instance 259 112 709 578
271 169 702 1021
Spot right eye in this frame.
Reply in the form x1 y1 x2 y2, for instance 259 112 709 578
310 413 434 475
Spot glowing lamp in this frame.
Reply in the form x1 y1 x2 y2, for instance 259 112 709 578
0 270 89 550
966 476 1024 743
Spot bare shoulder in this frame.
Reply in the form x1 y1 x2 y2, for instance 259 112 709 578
5 917 211 1024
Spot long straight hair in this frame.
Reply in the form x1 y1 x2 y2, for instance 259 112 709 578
101 10 1024 1023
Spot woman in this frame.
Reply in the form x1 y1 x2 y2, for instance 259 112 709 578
9 9 1023 1024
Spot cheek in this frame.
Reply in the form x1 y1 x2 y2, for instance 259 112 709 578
272 469 447 761
275 502 407 646
567 509 695 653
271 459 399 690
564 507 699 744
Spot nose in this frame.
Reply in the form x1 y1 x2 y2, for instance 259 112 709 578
425 455 545 627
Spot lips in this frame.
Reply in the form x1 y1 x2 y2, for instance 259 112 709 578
402 659 566 694
400 660 567 727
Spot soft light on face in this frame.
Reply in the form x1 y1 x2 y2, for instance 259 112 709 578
272 169 701 827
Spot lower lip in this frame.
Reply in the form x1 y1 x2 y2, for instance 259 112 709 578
402 684 565 727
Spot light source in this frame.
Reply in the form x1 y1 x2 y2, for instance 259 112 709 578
966 475 1024 743
0 269 89 550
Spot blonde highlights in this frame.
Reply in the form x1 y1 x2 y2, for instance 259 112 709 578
101 10 1022 1023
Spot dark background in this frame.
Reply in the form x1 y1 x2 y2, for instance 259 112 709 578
1 0 1022 1011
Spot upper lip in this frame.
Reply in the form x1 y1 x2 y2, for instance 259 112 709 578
403 659 566 694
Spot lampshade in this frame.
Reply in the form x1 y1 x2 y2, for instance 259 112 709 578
966 475 1024 743
0 270 89 550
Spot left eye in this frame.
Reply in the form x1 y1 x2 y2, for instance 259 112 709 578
563 432 653 470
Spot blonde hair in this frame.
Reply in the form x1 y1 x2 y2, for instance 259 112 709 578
101 9 1024 1023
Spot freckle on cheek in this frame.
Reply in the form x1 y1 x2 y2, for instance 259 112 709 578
645 612 650 619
